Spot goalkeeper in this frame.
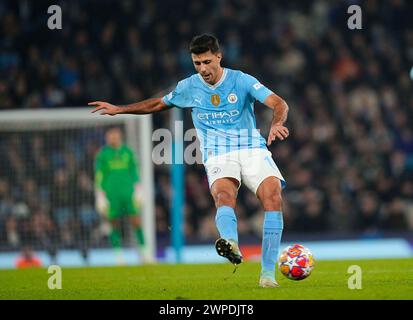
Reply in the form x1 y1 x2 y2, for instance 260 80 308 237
95 127 148 263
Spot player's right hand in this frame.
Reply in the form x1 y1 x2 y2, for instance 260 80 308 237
133 183 144 207
95 190 109 216
89 101 120 116
267 124 289 146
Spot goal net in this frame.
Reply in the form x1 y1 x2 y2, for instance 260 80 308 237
0 108 155 267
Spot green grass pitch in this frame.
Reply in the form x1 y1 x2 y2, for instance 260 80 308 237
0 258 412 300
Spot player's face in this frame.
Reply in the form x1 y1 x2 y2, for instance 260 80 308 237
191 50 223 85
106 129 122 148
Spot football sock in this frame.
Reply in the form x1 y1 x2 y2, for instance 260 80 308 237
215 206 238 243
109 229 122 248
135 227 145 247
261 211 284 278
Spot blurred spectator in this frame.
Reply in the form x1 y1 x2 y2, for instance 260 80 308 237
357 191 381 235
75 171 100 262
50 169 75 247
381 198 409 231
31 205 57 263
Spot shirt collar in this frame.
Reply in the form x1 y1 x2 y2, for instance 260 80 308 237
198 68 227 90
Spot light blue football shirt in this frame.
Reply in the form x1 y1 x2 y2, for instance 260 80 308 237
162 68 274 163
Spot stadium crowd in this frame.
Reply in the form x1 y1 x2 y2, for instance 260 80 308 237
0 0 413 252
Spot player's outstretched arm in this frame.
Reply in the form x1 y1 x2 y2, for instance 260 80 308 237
89 97 169 116
264 93 290 146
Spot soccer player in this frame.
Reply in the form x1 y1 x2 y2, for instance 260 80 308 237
94 127 149 263
89 34 289 287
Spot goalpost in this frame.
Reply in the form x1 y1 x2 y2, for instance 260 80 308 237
0 108 156 264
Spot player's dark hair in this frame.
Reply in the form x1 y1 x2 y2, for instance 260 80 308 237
106 125 122 133
189 34 220 54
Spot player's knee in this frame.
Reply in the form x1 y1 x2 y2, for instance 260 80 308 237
110 219 121 229
214 190 236 208
130 216 141 228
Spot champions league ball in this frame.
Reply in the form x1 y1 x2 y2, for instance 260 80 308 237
278 244 315 281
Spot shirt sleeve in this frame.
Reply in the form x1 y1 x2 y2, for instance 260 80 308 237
162 78 193 108
240 72 274 104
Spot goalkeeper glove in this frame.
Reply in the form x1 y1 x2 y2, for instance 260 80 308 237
95 189 109 216
133 183 143 208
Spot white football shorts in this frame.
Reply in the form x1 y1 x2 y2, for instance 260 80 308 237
204 148 286 194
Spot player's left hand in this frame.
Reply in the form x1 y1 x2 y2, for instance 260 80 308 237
133 183 143 205
267 124 289 145
95 190 109 217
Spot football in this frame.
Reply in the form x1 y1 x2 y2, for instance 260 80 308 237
278 244 314 280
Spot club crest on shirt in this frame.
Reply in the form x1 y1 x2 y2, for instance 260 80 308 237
227 93 238 104
211 94 220 107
